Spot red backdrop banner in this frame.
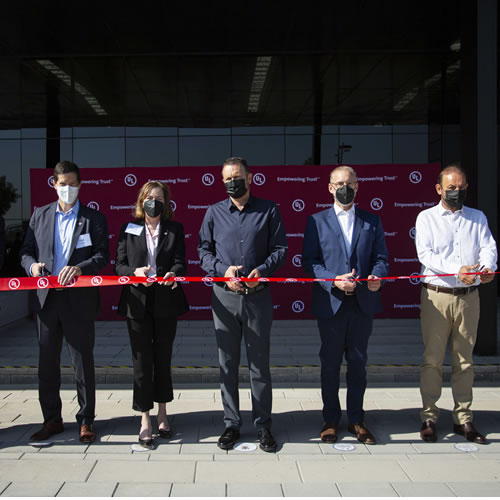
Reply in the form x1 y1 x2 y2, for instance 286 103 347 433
30 163 441 320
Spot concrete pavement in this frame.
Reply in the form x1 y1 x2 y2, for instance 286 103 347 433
0 385 499 496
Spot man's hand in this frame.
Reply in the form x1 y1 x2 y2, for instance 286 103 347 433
224 265 243 291
246 268 261 288
333 268 358 293
31 262 46 277
58 265 82 286
479 268 495 284
161 271 177 289
458 264 479 285
134 265 153 287
367 275 381 292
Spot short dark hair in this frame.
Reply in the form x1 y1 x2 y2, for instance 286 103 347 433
223 157 250 175
438 162 467 185
54 161 81 183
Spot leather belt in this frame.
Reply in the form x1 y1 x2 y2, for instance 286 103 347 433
423 283 478 296
215 282 268 295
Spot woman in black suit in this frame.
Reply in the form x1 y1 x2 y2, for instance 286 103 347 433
115 181 189 447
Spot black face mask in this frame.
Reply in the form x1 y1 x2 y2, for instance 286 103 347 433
335 185 356 206
143 199 164 218
444 189 467 210
225 178 248 199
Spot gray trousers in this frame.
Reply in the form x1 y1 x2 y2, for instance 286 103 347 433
212 284 273 430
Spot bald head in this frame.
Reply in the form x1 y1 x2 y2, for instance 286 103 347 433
438 164 467 186
329 165 358 184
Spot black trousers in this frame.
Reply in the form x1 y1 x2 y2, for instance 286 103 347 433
126 287 178 412
36 289 96 426
212 284 273 430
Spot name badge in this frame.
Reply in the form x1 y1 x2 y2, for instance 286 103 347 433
76 233 92 249
125 223 144 236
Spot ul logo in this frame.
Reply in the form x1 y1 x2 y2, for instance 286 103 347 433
292 199 305 212
8 279 20 290
170 200 176 212
37 278 49 289
409 273 420 285
253 173 266 186
370 198 383 211
88 201 100 211
48 176 54 187
202 276 214 287
409 171 422 184
202 173 214 186
65 277 78 287
91 276 103 286
409 227 416 239
124 174 137 186
118 276 130 284
292 254 302 268
292 300 305 313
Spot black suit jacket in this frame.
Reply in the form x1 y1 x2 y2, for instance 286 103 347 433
20 201 110 318
114 219 189 319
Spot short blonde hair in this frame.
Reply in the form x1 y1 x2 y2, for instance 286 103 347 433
329 165 358 183
134 181 173 220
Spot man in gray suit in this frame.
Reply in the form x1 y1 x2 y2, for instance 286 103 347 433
21 161 109 443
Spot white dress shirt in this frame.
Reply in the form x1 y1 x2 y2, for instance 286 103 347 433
145 223 160 277
334 203 355 256
415 201 497 287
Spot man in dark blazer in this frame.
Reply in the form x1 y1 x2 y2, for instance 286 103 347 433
302 166 388 445
21 161 109 443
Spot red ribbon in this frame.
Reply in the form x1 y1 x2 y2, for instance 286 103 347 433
0 272 497 291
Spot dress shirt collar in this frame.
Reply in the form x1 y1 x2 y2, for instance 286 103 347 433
227 194 254 212
334 202 355 218
56 200 80 217
438 200 464 217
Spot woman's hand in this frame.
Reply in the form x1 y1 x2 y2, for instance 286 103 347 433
134 265 153 287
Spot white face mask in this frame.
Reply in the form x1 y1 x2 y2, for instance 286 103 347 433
57 185 79 205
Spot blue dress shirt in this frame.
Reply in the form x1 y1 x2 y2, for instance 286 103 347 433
52 200 79 276
198 195 287 277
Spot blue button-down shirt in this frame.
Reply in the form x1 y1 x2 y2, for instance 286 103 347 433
52 200 79 276
198 195 288 277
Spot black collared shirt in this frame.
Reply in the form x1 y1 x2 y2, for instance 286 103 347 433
198 195 288 277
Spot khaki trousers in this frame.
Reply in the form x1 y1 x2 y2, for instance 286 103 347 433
419 287 480 425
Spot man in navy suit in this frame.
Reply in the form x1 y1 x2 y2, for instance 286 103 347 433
302 166 388 445
21 161 109 443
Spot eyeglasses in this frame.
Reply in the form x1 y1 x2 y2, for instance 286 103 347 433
330 182 357 189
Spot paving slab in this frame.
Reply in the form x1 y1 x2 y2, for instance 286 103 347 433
227 483 284 497
336 482 398 497
113 482 172 496
391 481 455 497
298 460 409 482
0 459 93 482
1 481 63 497
400 460 500 482
170 482 226 497
196 461 301 483
148 453 214 461
281 482 340 497
57 481 117 497
88 460 195 483
446 481 500 497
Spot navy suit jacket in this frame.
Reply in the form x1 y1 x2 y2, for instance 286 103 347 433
302 206 389 318
20 201 109 317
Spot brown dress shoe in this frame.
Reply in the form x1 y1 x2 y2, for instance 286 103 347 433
320 423 338 443
420 420 437 442
453 422 486 445
30 420 64 441
347 423 376 445
79 424 96 443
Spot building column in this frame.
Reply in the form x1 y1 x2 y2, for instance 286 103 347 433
461 0 498 355
45 81 60 169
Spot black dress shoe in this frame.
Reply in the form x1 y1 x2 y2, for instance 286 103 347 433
257 428 277 453
453 422 487 444
158 427 172 439
420 420 437 443
217 428 240 450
